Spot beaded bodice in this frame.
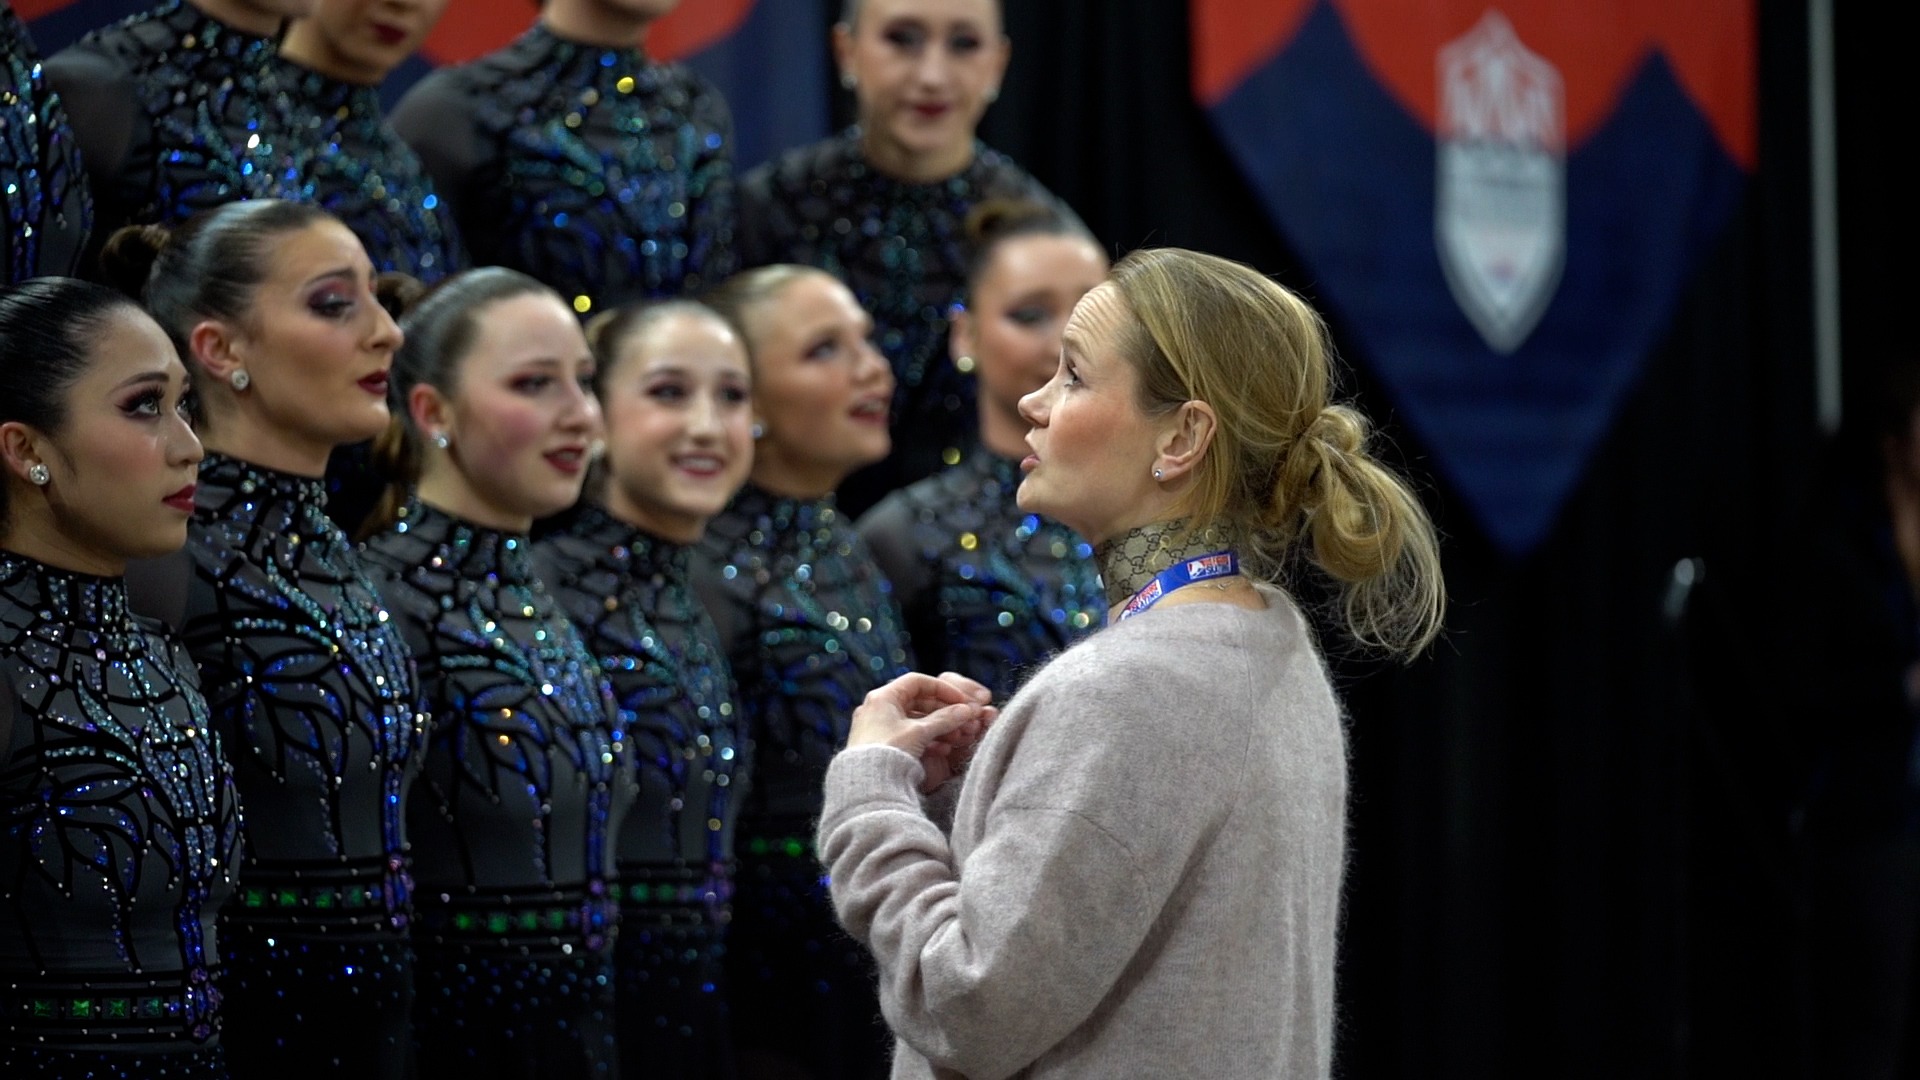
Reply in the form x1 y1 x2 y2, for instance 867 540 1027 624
2 2 92 283
361 500 630 912
391 23 735 315
0 552 239 1043
165 456 425 932
859 450 1101 701
268 58 463 282
47 0 294 243
537 506 744 886
737 129 1077 488
698 485 910 833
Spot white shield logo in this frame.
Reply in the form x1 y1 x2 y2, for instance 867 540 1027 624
1436 11 1566 354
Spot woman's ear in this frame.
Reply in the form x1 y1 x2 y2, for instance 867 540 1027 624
408 382 451 442
1151 400 1218 484
832 20 857 90
187 318 245 386
986 32 1012 100
0 421 49 486
949 305 976 368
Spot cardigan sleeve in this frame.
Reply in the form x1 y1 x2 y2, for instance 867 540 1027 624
820 745 1153 1080
817 638 1246 1080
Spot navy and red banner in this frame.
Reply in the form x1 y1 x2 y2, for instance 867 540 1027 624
1195 1 1755 555
19 0 828 170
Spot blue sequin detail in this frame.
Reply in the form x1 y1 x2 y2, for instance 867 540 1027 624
180 455 426 930
265 58 463 281
397 24 735 312
1 6 92 281
0 552 241 1051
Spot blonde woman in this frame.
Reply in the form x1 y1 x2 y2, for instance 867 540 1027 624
819 248 1445 1079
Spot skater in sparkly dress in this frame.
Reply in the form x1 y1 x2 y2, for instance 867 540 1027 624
857 200 1106 700
0 278 241 1079
537 300 755 1079
273 0 462 282
698 265 912 1079
105 199 427 1078
45 0 310 270
737 0 1078 513
361 267 635 1079
391 0 734 316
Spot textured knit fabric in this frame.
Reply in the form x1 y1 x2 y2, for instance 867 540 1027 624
818 587 1345 1080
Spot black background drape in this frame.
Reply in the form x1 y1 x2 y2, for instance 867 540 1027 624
924 2 1899 1078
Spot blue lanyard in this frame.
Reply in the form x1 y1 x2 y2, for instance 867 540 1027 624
1113 550 1240 622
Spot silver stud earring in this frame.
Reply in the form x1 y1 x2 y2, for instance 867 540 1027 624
751 422 766 440
840 71 857 91
985 87 1000 104
27 463 50 486
229 368 251 391
432 431 450 450
1153 468 1164 481
954 355 977 374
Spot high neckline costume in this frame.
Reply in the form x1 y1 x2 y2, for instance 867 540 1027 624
536 503 746 1080
266 56 463 282
2 2 92 283
858 449 1102 702
696 482 911 1077
737 129 1082 512
1 551 241 1078
125 454 426 1077
390 22 736 315
361 498 634 1076
43 0 295 266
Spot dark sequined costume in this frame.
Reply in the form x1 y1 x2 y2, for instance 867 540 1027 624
125 455 426 1078
858 449 1101 701
44 0 295 269
695 484 911 1079
537 504 745 1080
267 56 463 283
2 2 92 284
1 552 241 1079
390 22 735 317
737 129 1080 512
362 499 633 1079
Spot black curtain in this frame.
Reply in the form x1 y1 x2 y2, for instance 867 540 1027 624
968 3 1905 1078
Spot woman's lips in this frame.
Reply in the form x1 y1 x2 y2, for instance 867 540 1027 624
545 448 587 475
849 398 889 425
911 103 952 120
164 484 197 513
370 23 407 46
357 371 390 395
1020 454 1039 473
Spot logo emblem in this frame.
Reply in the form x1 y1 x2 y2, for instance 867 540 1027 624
1436 11 1566 354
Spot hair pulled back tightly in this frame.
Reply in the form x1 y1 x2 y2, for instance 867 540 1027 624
0 278 145 532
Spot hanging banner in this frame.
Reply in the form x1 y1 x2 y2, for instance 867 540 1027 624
1194 0 1755 555
23 0 828 170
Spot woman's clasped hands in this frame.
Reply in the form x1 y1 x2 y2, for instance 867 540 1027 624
848 672 997 793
